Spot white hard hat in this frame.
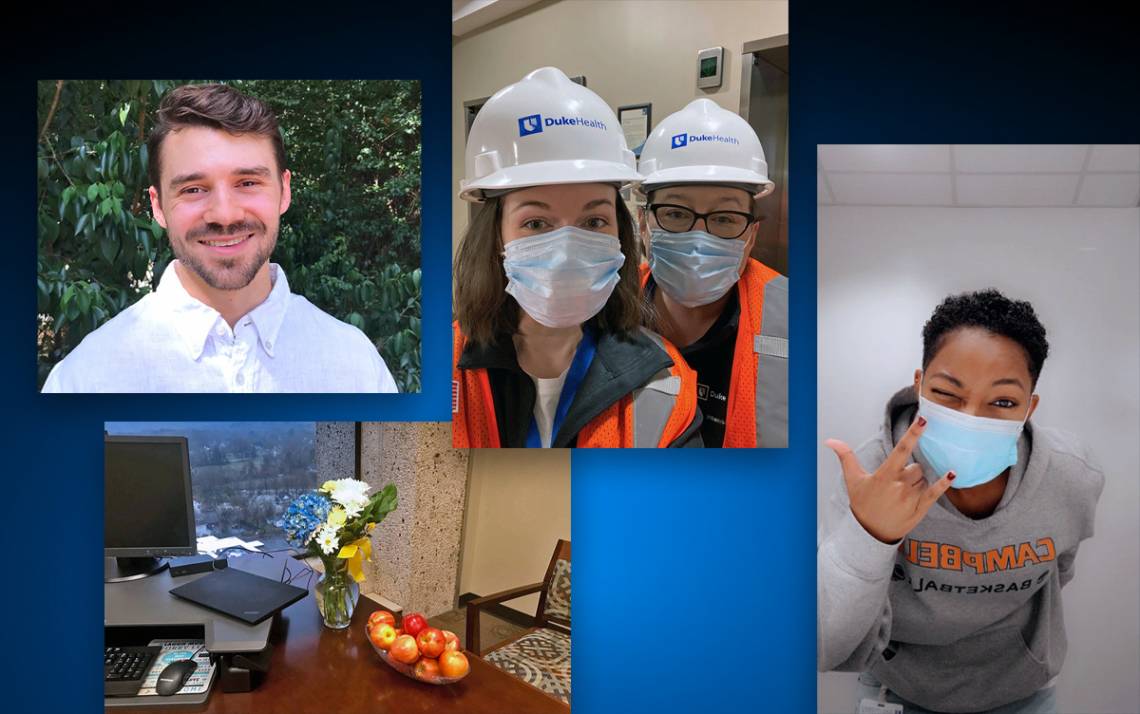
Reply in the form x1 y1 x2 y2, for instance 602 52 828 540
637 98 774 198
459 67 641 202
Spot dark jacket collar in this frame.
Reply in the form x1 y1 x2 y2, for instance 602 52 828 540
456 332 522 373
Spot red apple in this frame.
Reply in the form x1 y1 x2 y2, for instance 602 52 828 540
389 634 420 665
368 610 396 631
416 627 446 658
402 613 428 638
438 650 469 679
441 630 460 652
414 657 440 681
370 623 398 650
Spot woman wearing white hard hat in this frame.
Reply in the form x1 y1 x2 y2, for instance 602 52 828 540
636 99 788 448
452 67 702 448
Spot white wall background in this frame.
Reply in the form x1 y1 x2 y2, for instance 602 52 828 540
817 205 1140 714
451 0 788 250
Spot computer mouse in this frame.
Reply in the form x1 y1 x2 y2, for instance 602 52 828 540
155 658 198 696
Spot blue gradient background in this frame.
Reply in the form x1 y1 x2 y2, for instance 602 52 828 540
3 3 1138 713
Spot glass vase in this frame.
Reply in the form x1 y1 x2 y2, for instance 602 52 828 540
315 555 359 629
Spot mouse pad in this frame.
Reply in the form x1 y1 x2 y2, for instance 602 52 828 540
169 567 307 625
136 641 214 697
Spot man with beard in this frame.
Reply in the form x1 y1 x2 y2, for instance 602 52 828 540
42 84 397 392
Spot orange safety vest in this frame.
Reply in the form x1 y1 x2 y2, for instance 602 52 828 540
452 322 698 448
640 258 789 448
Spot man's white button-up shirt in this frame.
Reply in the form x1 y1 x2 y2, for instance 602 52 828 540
42 261 398 393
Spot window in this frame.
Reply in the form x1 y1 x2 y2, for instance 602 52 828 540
106 422 319 552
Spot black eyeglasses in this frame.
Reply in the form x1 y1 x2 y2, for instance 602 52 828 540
647 203 756 239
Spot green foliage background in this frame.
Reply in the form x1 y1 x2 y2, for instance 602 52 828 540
37 79 421 392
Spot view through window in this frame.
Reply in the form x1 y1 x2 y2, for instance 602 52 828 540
105 422 320 553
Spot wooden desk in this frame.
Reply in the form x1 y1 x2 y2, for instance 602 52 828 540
109 553 569 714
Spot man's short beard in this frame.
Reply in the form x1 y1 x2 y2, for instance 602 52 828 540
170 222 276 291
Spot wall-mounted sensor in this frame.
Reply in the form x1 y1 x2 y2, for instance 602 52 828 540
697 47 725 89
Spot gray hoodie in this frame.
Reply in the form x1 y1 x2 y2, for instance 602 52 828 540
818 387 1104 713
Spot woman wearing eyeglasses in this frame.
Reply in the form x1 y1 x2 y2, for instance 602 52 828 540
636 99 788 448
451 68 702 448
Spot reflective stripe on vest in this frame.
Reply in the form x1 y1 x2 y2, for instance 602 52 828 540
754 274 788 448
639 259 787 448
453 323 697 448
725 259 787 448
632 328 697 447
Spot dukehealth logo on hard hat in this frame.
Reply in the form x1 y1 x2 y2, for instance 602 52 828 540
670 132 740 149
517 113 607 137
518 114 544 136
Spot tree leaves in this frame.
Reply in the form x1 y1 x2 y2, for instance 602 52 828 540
74 213 90 237
100 232 118 265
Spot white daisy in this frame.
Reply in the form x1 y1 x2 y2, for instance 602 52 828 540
315 525 340 555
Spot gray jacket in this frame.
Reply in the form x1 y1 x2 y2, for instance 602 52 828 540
817 387 1104 713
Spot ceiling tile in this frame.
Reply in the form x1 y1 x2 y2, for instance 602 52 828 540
956 174 1080 206
1087 145 1140 172
1077 173 1140 207
828 172 953 205
954 144 1088 173
819 145 950 172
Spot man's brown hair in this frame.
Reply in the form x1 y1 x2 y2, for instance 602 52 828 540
453 192 644 345
147 83 286 192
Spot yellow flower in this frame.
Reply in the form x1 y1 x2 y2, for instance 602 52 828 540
367 522 377 532
327 507 347 528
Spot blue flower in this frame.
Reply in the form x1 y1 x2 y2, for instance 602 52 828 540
276 492 332 549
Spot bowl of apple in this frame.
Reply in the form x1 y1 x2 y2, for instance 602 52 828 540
365 609 471 685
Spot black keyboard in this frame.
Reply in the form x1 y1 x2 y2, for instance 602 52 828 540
104 645 161 697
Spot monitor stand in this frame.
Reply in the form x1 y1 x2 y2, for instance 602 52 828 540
105 556 168 583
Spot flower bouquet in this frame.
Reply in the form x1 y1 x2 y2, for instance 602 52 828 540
278 479 398 629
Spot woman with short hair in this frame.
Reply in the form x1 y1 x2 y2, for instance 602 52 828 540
818 289 1104 714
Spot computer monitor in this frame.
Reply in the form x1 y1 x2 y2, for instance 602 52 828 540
104 435 197 582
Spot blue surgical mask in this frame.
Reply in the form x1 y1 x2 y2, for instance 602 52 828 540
503 226 626 329
916 392 1030 489
648 229 747 307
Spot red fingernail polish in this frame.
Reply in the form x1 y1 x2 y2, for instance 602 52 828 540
948 472 956 480
917 416 927 427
